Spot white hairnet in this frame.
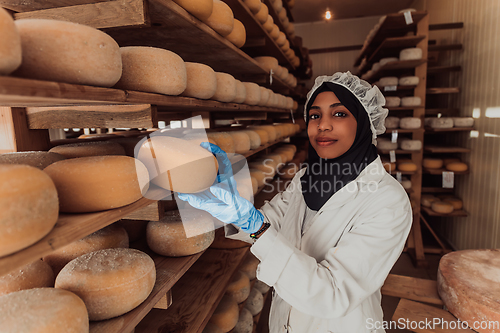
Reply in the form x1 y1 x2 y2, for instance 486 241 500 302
304 71 389 145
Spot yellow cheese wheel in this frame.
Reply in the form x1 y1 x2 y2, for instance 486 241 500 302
263 15 274 32
182 62 217 99
233 307 254 333
116 219 149 242
14 19 122 87
382 160 396 173
147 210 214 256
421 194 439 208
250 168 266 187
245 288 264 315
49 141 126 159
251 176 258 195
251 129 269 144
397 161 418 172
241 130 261 149
173 0 214 21
44 156 149 213
208 132 236 153
115 46 187 95
203 322 225 333
234 171 254 202
208 294 239 332
226 19 246 48
0 151 65 169
204 0 234 37
276 31 287 46
443 158 461 166
243 0 261 14
271 0 283 12
0 7 22 75
279 163 299 179
423 158 444 169
0 260 54 297
253 56 279 73
225 271 251 303
55 248 155 321
228 131 251 154
110 136 144 157
212 72 237 102
255 3 269 24
240 253 259 280
242 82 261 105
137 136 218 193
270 24 280 40
233 79 247 103
254 125 277 142
249 160 276 179
43 224 129 275
0 288 88 333
0 165 58 257
446 162 468 172
431 201 454 214
443 197 463 210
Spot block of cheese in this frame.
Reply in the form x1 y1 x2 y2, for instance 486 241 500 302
173 0 214 21
14 19 121 87
384 116 400 129
226 19 246 48
446 162 468 172
43 224 129 275
0 288 89 332
401 96 421 107
203 322 225 333
400 47 423 60
428 117 454 129
385 96 401 107
254 280 270 294
259 86 270 106
245 288 264 316
253 56 278 73
242 82 261 105
250 168 266 187
208 132 236 153
421 194 439 208
115 46 187 95
147 209 214 256
399 117 421 129
225 271 251 303
378 76 398 87
452 117 474 128
49 141 126 159
0 260 54 297
243 0 261 13
233 307 254 333
443 197 463 210
0 165 58 257
379 57 399 67
208 294 239 332
0 151 65 169
55 248 155 321
212 72 237 102
204 0 234 37
182 62 217 99
228 131 251 154
377 138 398 150
240 253 259 280
241 130 261 149
233 79 247 103
400 139 422 151
45 156 149 213
0 7 22 75
137 136 217 193
263 15 274 32
423 158 443 169
399 76 419 86
431 201 454 214
398 161 417 172
255 3 269 24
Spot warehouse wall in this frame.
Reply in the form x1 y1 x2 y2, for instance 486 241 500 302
413 0 500 249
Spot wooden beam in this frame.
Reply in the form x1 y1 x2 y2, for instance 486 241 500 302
429 22 464 31
309 44 363 54
0 0 107 12
382 274 443 305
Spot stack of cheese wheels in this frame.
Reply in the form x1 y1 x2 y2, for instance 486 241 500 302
438 249 500 329
225 271 251 303
208 294 239 332
137 136 218 193
212 72 237 102
44 156 149 213
421 194 439 208
116 219 149 242
147 209 215 256
210 227 251 249
239 253 259 280
173 0 214 21
423 158 443 169
245 288 264 316
115 46 187 95
397 160 418 172
0 7 22 75
0 151 66 169
43 224 129 275
49 141 126 158
203 0 234 37
208 132 236 153
228 131 251 154
242 82 261 105
182 62 217 99
226 19 246 48
14 19 122 87
233 80 247 103
0 165 59 257
446 161 468 172
442 196 463 210
233 308 254 333
55 248 156 321
243 0 261 13
385 116 400 129
0 260 54 296
0 288 89 332
431 201 454 214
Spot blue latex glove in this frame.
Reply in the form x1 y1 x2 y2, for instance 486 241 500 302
177 142 264 234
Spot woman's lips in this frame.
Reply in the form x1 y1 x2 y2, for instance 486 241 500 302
315 137 337 146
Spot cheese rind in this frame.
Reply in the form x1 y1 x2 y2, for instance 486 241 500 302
255 3 269 24
452 117 474 128
384 116 400 129
212 72 237 102
240 253 259 280
378 76 398 87
243 0 261 13
423 158 443 169
400 139 422 151
226 19 246 48
0 7 22 75
0 260 54 296
428 117 454 129
233 307 254 333
208 132 236 153
241 130 262 149
233 80 247 103
228 131 251 154
173 0 214 21
244 288 264 315
399 76 419 86
49 141 126 159
398 161 418 172
399 47 423 60
384 96 401 107
446 162 468 172
0 151 65 169
399 117 421 129
225 271 251 303
204 0 234 37
401 96 421 107
208 294 239 332
242 82 261 105
431 201 454 214
182 62 217 99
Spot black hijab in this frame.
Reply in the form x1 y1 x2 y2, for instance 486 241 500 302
301 82 378 211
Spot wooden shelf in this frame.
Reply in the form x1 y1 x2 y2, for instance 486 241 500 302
428 43 463 52
368 59 427 81
427 65 461 74
423 167 469 175
424 145 471 153
387 106 425 111
421 206 468 217
380 85 417 92
426 87 460 94
389 170 418 175
384 128 424 134
425 108 460 115
378 149 422 154
421 187 454 193
424 126 474 132
367 35 426 64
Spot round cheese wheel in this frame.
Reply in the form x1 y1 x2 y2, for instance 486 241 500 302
233 79 247 103
249 160 276 179
240 253 259 280
431 201 454 214
226 19 246 48
398 161 418 172
0 165 58 257
115 46 187 95
241 130 261 149
242 82 261 105
233 307 254 333
385 96 401 107
452 117 474 128
244 288 264 316
228 131 251 154
204 0 234 37
378 76 398 87
116 219 148 242
137 136 218 193
49 141 126 159
55 248 155 321
263 15 274 32
276 31 287 46
45 156 149 213
0 151 65 169
271 0 283 12
446 162 468 172
253 56 278 73
400 47 423 61
269 24 280 39
255 3 269 24
225 271 251 303
399 117 421 129
443 158 461 166
399 76 419 86
443 197 463 210
254 280 270 294
173 0 214 21
251 176 258 195
379 57 399 66
0 7 22 75
43 224 129 275
111 136 145 157
382 160 396 173
14 19 121 86
279 163 299 179
254 125 277 142
259 86 270 106
385 116 400 129
377 139 398 150
275 147 295 161
250 169 266 187
147 209 214 256
423 158 443 169
209 294 239 331
182 62 217 99
428 117 454 129
401 96 422 107
208 132 236 153
0 288 88 332
243 0 261 14
400 178 412 190
421 194 439 208
0 260 54 297
203 322 225 333
212 72 237 102
400 139 422 151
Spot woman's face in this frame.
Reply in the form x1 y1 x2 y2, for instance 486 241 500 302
307 91 357 159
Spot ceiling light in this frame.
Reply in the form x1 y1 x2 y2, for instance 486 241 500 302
325 9 332 20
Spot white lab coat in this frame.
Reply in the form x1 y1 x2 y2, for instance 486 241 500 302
226 156 412 333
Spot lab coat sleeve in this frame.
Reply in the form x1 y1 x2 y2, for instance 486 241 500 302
251 185 412 319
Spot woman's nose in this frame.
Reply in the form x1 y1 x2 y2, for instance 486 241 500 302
318 117 333 131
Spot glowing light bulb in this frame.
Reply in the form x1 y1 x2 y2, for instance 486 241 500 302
325 10 332 20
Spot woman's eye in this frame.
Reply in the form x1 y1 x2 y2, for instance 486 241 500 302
334 111 347 117
309 114 319 120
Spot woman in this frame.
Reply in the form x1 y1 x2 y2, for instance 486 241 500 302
179 72 412 333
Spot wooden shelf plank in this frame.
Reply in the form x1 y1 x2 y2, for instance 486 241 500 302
368 59 428 81
423 167 469 175
424 145 471 153
427 65 462 74
421 206 468 217
425 108 460 115
429 22 464 31
426 87 460 94
421 187 454 193
424 126 474 132
428 43 463 52
387 106 425 111
384 128 424 134
382 274 443 305
378 149 422 154
389 170 418 175
0 0 105 12
367 35 426 64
